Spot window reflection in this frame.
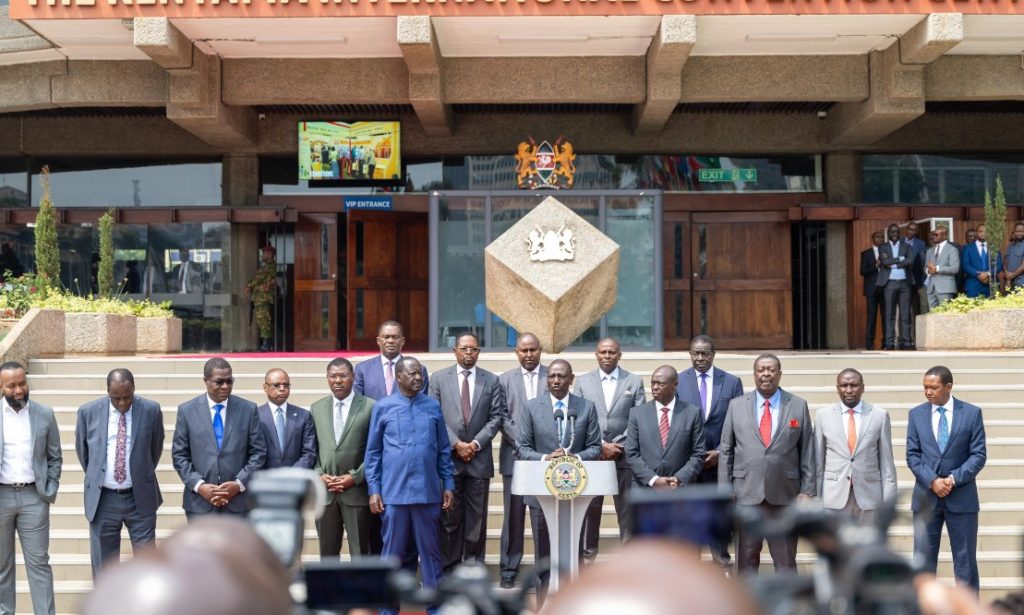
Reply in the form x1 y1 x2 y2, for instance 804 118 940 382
29 160 221 207
0 160 28 208
864 154 1024 204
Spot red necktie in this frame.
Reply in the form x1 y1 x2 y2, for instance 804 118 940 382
759 400 772 446
659 407 670 448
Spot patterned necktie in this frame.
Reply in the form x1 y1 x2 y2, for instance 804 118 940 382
213 403 224 449
275 407 286 451
114 410 127 484
759 399 772 446
699 373 709 417
461 370 472 426
334 399 345 444
847 408 857 455
659 407 670 448
937 407 949 452
385 361 395 395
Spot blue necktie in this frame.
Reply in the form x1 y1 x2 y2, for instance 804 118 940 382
213 403 224 449
555 400 565 442
937 407 949 453
275 407 286 450
698 373 709 417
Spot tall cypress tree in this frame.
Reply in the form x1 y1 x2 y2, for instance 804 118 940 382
34 166 60 291
98 209 115 297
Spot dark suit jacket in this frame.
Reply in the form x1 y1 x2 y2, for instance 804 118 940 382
354 354 429 402
0 400 61 503
257 402 316 470
625 400 706 487
904 237 927 289
310 393 374 507
677 367 743 482
906 398 986 514
515 393 602 462
860 246 882 296
877 241 915 287
171 394 267 514
428 365 505 479
75 395 164 523
962 242 1003 297
497 365 548 476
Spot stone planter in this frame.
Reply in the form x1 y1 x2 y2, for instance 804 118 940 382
64 313 137 354
136 317 182 353
917 309 1024 350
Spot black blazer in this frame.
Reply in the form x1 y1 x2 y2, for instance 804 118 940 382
860 247 882 296
877 241 916 287
626 400 706 487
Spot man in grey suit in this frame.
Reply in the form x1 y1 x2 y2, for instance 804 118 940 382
516 359 602 589
625 365 705 490
428 332 505 572
925 225 960 309
75 369 164 577
171 357 267 518
257 368 316 470
311 358 375 557
719 353 815 573
814 369 897 520
572 337 645 560
496 333 546 588
0 361 60 615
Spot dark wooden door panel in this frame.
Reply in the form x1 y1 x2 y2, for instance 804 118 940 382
293 214 338 351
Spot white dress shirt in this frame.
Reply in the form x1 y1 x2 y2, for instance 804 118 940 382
696 367 715 420
103 403 134 489
600 367 619 410
522 367 540 401
931 398 955 442
0 400 34 484
649 398 677 486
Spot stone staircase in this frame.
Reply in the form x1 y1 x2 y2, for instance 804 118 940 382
17 351 1024 612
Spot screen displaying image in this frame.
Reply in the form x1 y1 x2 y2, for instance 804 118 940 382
298 121 400 182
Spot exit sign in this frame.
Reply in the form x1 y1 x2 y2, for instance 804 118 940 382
698 168 757 182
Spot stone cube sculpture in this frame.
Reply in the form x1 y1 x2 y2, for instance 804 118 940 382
485 196 620 353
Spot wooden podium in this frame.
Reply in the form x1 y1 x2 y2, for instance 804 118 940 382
511 459 618 592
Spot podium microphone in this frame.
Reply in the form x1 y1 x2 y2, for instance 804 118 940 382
565 408 578 454
554 408 565 447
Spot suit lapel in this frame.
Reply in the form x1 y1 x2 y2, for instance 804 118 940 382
947 398 966 448
129 398 141 451
709 371 725 419
284 406 300 453
470 370 484 414
259 404 280 455
767 393 790 449
915 405 940 453
538 397 559 445
852 403 874 457
221 398 242 447
664 404 686 451
27 401 38 461
339 396 364 448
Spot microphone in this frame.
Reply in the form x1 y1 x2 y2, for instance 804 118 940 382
553 408 565 448
565 407 578 453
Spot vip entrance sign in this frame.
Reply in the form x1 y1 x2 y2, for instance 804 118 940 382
344 196 393 210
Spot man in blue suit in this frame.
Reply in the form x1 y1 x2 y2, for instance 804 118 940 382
257 368 316 470
354 320 429 401
676 335 743 565
906 365 987 591
366 357 454 615
962 223 1002 298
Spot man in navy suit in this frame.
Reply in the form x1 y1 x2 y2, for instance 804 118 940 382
962 223 1003 299
75 369 164 577
354 320 430 401
257 368 316 470
676 335 743 565
906 365 987 591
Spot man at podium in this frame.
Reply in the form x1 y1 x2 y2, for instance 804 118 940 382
515 359 601 588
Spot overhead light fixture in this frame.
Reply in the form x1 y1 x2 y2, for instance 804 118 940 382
497 34 589 43
745 33 839 43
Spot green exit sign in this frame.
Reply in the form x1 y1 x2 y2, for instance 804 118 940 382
698 168 758 182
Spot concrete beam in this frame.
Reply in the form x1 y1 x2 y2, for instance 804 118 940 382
681 56 868 103
14 116 217 157
134 17 192 70
444 56 644 104
632 15 695 136
167 47 256 151
900 13 963 65
926 56 1024 101
0 60 65 113
223 58 408 105
828 45 925 147
52 61 166 107
398 16 451 137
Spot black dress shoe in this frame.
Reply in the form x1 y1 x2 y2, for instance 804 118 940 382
500 577 516 589
882 345 896 350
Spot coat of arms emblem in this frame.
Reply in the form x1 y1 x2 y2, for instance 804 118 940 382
515 138 576 190
526 225 576 262
544 455 588 500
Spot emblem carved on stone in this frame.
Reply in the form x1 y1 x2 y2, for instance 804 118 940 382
527 226 576 262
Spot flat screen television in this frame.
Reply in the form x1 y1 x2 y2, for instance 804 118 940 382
298 121 401 184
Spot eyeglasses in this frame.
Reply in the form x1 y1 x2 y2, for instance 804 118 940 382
456 347 481 354
264 382 291 389
207 378 234 386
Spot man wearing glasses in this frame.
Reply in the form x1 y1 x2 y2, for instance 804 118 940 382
257 368 316 470
428 333 506 572
172 357 266 519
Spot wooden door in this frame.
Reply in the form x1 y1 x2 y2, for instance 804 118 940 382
347 211 428 351
293 213 339 351
690 212 793 349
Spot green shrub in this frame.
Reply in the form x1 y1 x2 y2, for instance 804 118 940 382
34 167 60 291
0 273 173 319
930 287 1024 314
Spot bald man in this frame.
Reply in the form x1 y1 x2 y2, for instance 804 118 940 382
258 369 316 470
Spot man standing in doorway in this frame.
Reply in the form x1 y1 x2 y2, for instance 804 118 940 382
860 231 885 349
572 337 645 561
878 224 916 350
496 333 546 588
925 226 960 309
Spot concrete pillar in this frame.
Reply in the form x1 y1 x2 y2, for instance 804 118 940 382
221 153 261 351
825 152 863 204
222 153 259 208
824 152 862 349
632 15 695 136
398 16 451 137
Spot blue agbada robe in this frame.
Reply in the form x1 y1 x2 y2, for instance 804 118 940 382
365 391 455 504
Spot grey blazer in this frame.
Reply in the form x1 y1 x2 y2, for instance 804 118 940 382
925 242 960 295
814 401 898 511
497 365 547 476
625 400 705 487
428 365 506 479
310 393 374 507
718 390 816 505
573 368 646 468
0 400 61 503
171 394 267 514
75 395 164 523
